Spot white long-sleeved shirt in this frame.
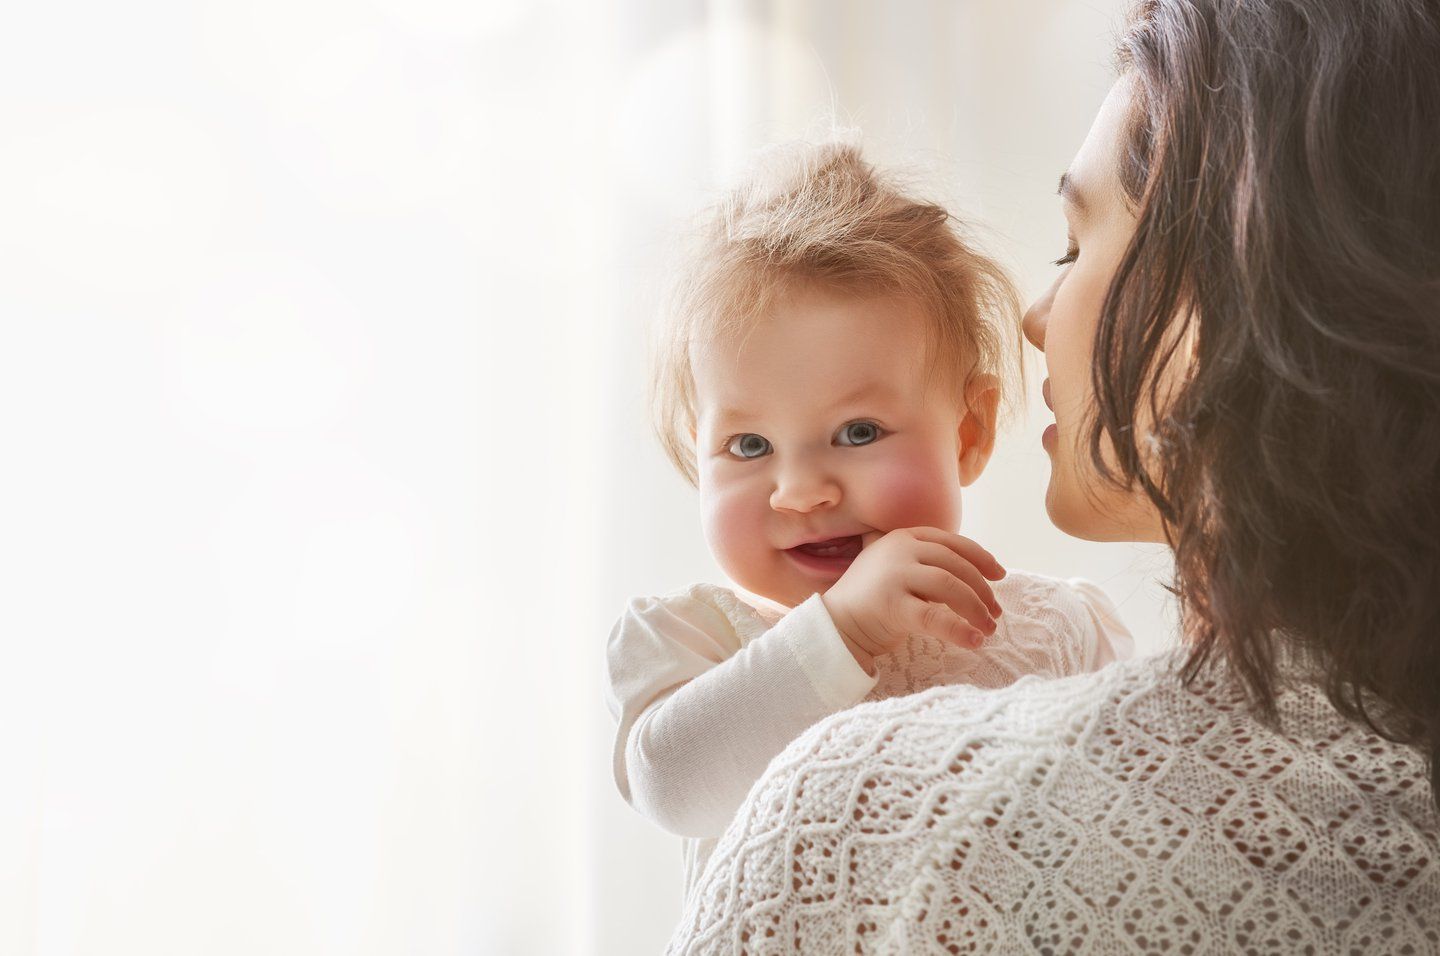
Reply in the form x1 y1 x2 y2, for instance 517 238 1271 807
602 569 1134 899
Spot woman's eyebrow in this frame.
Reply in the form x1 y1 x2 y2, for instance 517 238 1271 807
1057 171 1089 217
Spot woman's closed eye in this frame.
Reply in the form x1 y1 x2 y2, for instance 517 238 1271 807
1052 243 1078 267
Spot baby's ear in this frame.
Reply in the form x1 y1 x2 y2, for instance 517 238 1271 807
957 373 1000 486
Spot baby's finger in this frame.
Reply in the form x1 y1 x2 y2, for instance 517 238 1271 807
909 527 1005 580
905 595 986 651
912 540 1002 617
908 564 996 635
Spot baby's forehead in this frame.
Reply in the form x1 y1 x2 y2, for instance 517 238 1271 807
693 353 963 426
693 321 954 389
693 293 947 360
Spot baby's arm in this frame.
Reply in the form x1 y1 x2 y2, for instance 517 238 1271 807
973 572 1135 683
1065 577 1136 669
863 571 1134 700
603 588 878 839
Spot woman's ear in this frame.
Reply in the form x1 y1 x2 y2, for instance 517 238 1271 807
957 373 1000 486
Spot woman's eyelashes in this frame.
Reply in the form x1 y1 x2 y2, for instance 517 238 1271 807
722 420 887 460
1052 243 1078 267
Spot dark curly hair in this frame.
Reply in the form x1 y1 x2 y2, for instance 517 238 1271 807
1096 0 1440 810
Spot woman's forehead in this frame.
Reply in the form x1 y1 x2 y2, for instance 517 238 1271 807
1062 76 1135 224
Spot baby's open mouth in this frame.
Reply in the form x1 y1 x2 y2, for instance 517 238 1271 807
789 536 864 561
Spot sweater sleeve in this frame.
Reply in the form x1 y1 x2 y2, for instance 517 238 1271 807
1064 577 1135 669
603 588 879 839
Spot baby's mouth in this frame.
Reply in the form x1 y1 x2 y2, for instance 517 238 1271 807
785 535 865 572
791 536 864 559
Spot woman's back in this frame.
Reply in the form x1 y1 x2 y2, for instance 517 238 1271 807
670 649 1440 954
670 2 1440 948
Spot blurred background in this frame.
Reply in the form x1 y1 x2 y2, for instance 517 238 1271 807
0 0 1170 953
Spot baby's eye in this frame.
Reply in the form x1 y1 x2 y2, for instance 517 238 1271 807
726 433 771 459
836 421 883 446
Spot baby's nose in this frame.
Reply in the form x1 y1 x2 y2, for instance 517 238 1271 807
769 468 840 513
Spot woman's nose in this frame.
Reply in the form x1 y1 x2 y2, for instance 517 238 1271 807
770 465 840 514
1022 283 1052 352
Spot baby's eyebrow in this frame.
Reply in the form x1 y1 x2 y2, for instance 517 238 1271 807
714 406 761 425
714 381 896 425
827 379 896 409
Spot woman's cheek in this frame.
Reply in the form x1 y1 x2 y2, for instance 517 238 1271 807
1047 282 1102 468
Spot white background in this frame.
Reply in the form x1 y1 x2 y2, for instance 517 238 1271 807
0 1 1173 953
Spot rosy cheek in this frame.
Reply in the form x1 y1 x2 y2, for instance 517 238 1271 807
699 480 767 566
866 454 962 531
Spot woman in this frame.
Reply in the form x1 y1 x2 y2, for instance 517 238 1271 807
667 0 1440 951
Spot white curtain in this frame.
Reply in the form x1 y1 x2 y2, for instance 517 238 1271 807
0 1 1162 954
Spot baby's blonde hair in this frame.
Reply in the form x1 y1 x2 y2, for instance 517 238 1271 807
649 140 1023 487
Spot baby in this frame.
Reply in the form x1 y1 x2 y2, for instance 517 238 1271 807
603 142 1133 899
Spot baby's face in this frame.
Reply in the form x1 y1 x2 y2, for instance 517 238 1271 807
692 284 977 608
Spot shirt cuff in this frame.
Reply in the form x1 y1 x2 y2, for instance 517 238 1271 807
774 592 879 710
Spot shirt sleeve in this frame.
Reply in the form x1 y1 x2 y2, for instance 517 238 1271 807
603 589 879 839
1064 577 1135 669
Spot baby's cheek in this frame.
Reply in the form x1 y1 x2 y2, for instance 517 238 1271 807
699 482 769 573
866 455 963 532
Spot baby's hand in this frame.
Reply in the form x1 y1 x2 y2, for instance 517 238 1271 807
821 527 1006 673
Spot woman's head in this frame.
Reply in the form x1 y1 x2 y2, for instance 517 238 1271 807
650 143 1022 606
1030 0 1440 800
1022 75 1164 543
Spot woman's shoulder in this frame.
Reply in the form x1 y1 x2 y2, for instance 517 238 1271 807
677 646 1440 952
784 639 1411 779
676 655 1178 945
799 644 1176 765
720 650 1179 845
796 638 1437 804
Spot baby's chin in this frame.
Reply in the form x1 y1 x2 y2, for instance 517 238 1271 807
763 558 857 607
724 535 874 608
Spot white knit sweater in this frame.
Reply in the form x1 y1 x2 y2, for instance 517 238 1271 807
604 570 1134 900
667 641 1440 954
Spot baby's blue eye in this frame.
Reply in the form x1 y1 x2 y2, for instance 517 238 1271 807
836 421 881 446
727 433 771 459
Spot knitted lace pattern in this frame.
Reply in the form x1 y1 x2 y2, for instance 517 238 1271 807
668 647 1440 954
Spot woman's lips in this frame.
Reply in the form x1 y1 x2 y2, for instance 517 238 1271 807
1041 378 1058 452
785 535 863 576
